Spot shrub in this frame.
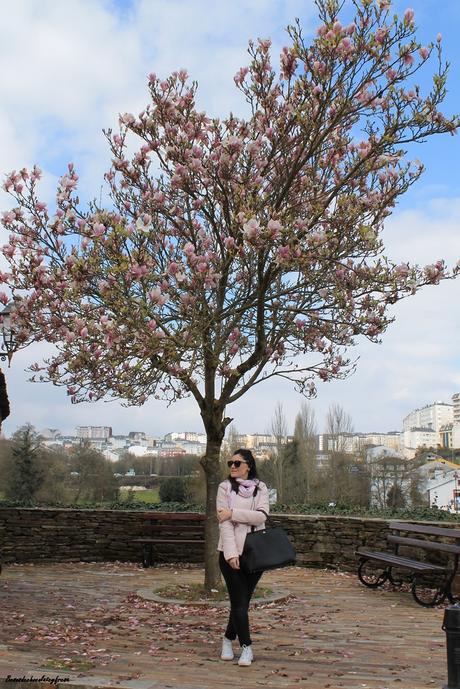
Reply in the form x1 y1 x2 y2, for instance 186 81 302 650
159 477 186 503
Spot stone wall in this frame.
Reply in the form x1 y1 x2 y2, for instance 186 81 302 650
2 507 454 570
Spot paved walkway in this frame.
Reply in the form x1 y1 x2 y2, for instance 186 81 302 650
0 561 449 689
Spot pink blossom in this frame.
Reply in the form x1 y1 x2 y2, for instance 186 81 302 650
437 33 442 42
2 244 15 258
120 112 136 125
60 175 77 191
224 236 236 250
184 242 195 255
403 8 414 24
419 46 429 60
280 46 297 79
131 263 148 278
375 28 387 45
267 219 283 239
276 245 291 262
333 20 342 34
243 218 261 242
403 53 414 67
258 38 271 51
168 261 179 275
234 67 249 86
149 288 162 302
92 223 105 237
395 263 410 279
2 211 15 224
80 327 88 338
136 214 152 231
225 135 244 152
228 328 240 342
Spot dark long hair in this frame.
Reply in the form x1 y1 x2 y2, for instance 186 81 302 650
228 448 258 494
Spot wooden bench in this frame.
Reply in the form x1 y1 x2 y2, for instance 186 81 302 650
356 521 460 607
133 512 205 567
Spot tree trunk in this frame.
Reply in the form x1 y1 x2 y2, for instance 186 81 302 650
200 435 224 592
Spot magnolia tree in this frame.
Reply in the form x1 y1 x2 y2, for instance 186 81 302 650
1 0 459 588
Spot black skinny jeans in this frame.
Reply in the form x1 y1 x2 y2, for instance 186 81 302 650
219 551 263 647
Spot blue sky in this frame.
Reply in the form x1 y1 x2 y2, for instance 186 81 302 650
0 0 459 439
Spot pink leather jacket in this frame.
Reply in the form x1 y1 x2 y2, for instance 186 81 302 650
216 479 270 561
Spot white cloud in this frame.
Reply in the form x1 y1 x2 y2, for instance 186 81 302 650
0 0 316 205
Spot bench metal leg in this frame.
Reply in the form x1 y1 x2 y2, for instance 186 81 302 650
387 568 404 587
411 574 447 607
142 543 153 568
357 557 388 588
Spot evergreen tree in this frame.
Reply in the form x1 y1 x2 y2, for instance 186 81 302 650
4 424 44 503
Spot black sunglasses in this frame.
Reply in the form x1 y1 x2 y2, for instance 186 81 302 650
227 460 248 468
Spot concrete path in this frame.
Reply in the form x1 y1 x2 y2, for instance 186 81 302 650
0 561 449 689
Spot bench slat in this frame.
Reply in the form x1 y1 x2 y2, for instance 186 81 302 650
356 548 446 572
141 524 204 532
390 522 460 540
133 538 204 544
387 534 460 554
142 512 204 521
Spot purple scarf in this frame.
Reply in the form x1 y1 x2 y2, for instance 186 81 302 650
227 478 259 509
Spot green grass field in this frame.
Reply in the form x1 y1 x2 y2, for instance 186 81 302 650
119 488 160 504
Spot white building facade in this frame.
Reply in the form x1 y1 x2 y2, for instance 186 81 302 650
76 426 112 440
403 402 453 434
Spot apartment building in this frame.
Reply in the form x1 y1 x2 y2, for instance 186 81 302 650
164 431 207 444
403 427 439 451
403 402 453 435
453 393 460 425
76 426 112 440
317 432 401 455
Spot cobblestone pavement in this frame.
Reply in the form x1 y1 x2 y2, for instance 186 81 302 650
0 561 449 689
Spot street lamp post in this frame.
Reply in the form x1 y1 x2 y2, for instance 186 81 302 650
0 301 31 429
0 302 26 366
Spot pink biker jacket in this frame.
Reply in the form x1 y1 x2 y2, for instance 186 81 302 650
216 480 270 561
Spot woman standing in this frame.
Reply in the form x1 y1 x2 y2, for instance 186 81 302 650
216 448 269 667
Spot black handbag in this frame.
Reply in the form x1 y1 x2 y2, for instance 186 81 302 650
240 518 296 574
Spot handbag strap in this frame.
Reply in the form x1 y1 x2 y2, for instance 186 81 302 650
249 489 270 532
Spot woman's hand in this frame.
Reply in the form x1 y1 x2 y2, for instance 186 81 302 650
228 556 240 570
217 508 232 523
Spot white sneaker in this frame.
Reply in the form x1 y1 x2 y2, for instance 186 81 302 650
220 636 234 660
238 644 253 666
